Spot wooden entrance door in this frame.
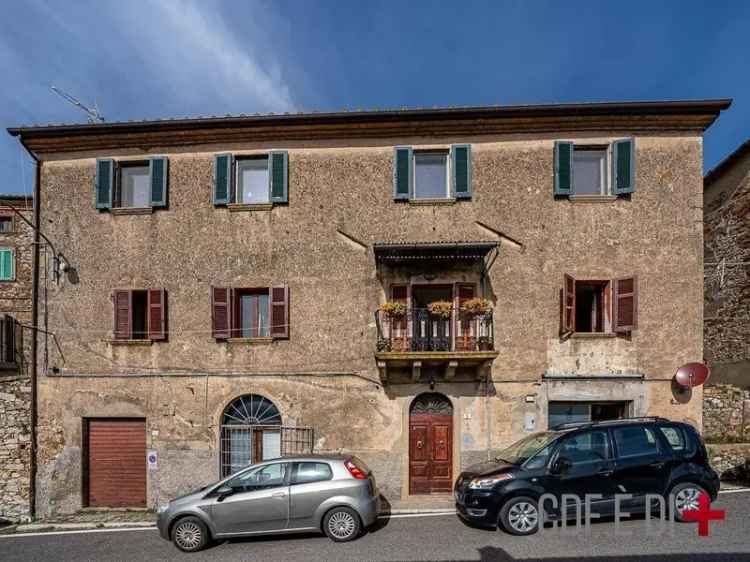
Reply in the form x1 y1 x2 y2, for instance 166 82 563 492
409 393 453 494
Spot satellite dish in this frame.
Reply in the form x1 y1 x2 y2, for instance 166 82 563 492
674 362 710 388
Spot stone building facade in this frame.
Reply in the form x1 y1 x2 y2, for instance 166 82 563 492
8 100 727 517
704 139 750 387
0 196 34 522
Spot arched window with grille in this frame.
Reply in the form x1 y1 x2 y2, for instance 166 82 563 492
219 394 282 477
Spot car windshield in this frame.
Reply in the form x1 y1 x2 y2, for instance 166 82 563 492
496 431 562 465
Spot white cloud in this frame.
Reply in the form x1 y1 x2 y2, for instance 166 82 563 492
111 0 297 114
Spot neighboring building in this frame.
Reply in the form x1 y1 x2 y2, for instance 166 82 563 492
8 99 727 517
704 139 750 388
0 195 33 522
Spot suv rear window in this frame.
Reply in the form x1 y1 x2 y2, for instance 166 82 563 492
612 425 660 458
658 426 686 451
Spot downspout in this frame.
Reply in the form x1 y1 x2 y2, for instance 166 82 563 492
21 138 40 521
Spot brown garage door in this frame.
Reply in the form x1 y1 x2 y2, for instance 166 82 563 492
86 419 146 507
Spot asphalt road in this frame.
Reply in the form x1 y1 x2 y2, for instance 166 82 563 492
2 491 749 562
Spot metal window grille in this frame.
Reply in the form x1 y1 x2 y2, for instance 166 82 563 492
0 315 18 367
219 425 314 478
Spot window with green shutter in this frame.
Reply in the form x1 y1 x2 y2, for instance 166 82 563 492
0 249 14 281
214 151 289 208
95 157 170 210
554 139 636 198
451 144 472 199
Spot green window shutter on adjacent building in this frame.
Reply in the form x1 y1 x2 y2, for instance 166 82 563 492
95 158 114 209
0 249 14 281
554 141 574 196
451 144 472 199
270 151 288 203
613 138 636 195
393 146 412 200
213 154 232 205
149 156 168 208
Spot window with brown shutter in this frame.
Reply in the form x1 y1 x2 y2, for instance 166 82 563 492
113 289 167 341
270 285 289 339
212 285 289 341
561 275 637 336
613 276 638 332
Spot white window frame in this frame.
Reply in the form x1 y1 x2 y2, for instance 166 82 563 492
572 146 611 196
413 150 451 200
235 156 270 204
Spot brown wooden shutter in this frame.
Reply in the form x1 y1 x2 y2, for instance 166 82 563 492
212 287 231 339
147 289 166 340
457 283 475 305
113 290 132 340
613 276 638 332
563 274 576 334
391 284 408 303
270 285 289 339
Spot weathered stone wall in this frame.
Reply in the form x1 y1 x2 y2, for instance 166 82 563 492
0 375 31 522
704 153 750 386
0 200 33 522
707 443 750 483
703 384 750 442
32 132 705 516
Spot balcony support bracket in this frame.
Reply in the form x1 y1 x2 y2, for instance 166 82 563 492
377 361 388 382
412 361 422 382
445 360 458 380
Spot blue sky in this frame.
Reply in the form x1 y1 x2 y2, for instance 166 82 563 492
2 0 748 195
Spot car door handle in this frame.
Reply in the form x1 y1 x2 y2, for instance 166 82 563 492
271 492 286 498
648 462 665 469
598 468 613 477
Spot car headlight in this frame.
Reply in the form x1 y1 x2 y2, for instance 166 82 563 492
157 503 170 514
468 473 514 489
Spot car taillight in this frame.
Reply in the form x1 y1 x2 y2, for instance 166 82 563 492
344 459 368 480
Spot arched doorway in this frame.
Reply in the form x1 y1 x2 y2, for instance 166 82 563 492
220 394 282 477
409 393 453 494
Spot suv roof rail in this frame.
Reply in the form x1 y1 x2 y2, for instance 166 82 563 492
552 416 670 431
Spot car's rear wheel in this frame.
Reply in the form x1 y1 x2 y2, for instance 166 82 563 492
671 482 708 522
323 507 362 542
172 516 210 552
499 496 540 536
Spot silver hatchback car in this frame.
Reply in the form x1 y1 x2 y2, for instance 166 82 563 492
157 455 379 552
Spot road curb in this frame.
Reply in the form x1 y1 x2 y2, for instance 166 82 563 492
11 521 156 534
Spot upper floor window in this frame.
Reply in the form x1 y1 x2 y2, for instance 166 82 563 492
554 139 635 197
0 248 15 281
96 157 168 211
394 144 472 201
211 285 289 341
112 289 167 341
213 152 288 207
0 216 14 233
0 314 19 368
562 274 637 336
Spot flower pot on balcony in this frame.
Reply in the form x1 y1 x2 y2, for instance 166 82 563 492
427 300 453 319
460 298 492 319
477 337 492 351
379 302 406 318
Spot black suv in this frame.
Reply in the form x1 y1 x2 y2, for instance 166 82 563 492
454 417 719 535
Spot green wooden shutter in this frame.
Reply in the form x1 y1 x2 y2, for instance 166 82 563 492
0 249 12 281
613 138 635 195
149 156 168 208
451 144 472 199
95 158 114 209
554 142 574 196
393 146 412 200
213 154 232 206
270 151 288 203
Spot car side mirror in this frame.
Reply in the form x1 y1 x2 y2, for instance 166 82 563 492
215 485 235 502
550 457 572 475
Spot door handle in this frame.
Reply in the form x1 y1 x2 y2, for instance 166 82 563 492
271 492 286 498
598 468 613 477
648 461 665 469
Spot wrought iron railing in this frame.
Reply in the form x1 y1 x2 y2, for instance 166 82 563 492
375 307 494 353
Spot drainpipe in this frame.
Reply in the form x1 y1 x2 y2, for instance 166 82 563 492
20 138 40 521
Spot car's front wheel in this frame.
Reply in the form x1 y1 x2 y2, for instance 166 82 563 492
172 516 210 552
499 496 540 536
323 507 362 542
670 482 708 522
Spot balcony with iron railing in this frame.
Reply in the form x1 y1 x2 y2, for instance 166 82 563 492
374 307 498 382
